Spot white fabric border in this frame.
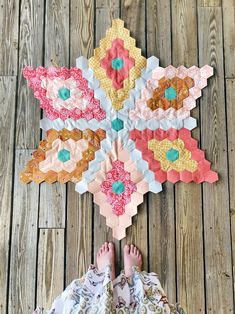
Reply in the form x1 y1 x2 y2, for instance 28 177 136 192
75 138 162 194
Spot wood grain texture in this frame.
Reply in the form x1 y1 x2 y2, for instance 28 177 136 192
9 4 43 311
39 183 66 228
172 1 205 312
226 79 235 308
66 0 94 284
39 0 69 228
66 189 93 283
223 0 235 78
146 0 176 303
0 76 16 313
198 6 234 313
148 187 176 303
1 1 235 313
0 0 19 75
15 0 44 149
93 0 121 274
36 229 64 311
121 0 146 56
172 0 198 66
70 0 94 64
225 78 235 305
199 0 222 6
146 0 171 66
9 150 39 314
119 0 148 271
44 0 69 67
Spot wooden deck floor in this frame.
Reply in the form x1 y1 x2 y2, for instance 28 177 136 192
0 0 235 313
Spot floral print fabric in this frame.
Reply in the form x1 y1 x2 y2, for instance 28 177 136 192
23 66 106 121
33 266 184 314
100 160 137 216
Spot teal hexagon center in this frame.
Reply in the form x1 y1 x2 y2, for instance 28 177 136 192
164 87 177 100
166 148 179 162
112 58 124 70
111 118 124 132
112 180 125 194
58 87 71 100
58 149 70 162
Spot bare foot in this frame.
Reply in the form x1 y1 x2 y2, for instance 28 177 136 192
96 242 115 280
123 244 142 277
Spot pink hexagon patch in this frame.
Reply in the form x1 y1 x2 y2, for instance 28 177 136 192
88 141 149 240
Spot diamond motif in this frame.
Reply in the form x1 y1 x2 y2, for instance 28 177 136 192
87 141 149 239
129 65 213 120
20 129 106 184
130 128 218 184
89 19 146 110
100 38 135 89
101 160 137 215
23 66 106 121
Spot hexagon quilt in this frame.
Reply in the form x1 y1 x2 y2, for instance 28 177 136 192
20 19 218 240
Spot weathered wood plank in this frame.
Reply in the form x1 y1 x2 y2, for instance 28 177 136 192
36 229 64 312
120 0 148 271
94 0 121 273
0 1 19 75
225 78 235 305
172 0 205 312
121 0 146 55
66 190 93 283
15 0 44 149
44 0 69 67
146 0 171 67
39 183 66 228
146 0 176 303
9 150 39 314
96 0 120 30
222 0 235 78
199 0 222 6
0 76 16 314
70 0 94 64
65 0 94 284
39 0 69 228
9 3 43 312
175 183 205 312
198 6 234 313
148 187 176 301
172 0 198 66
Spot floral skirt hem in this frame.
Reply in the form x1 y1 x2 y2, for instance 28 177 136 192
34 265 184 313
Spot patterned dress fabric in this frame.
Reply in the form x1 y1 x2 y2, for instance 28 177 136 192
33 266 184 314
20 18 218 240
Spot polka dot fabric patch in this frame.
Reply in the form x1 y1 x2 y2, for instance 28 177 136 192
21 19 218 240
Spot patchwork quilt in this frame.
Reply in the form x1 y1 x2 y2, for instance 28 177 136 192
20 19 218 240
